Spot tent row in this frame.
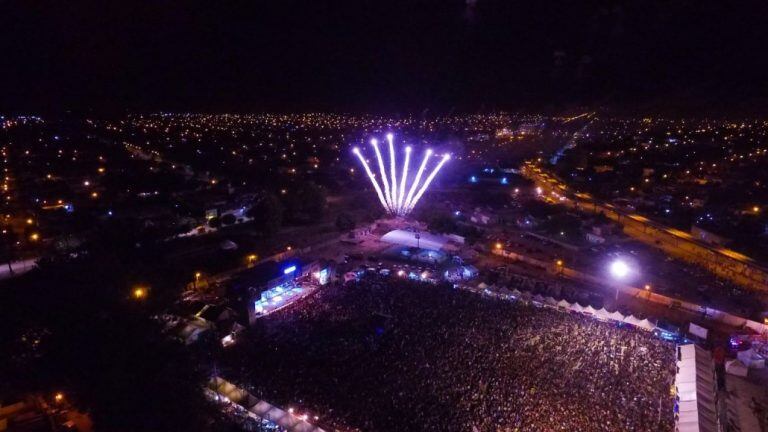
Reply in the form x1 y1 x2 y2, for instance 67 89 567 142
675 344 718 432
207 376 326 432
489 286 657 331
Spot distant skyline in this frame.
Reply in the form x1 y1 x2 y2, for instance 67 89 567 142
2 1 768 115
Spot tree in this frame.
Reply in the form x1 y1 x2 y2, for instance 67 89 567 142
221 214 236 226
0 225 228 432
247 193 284 235
283 182 326 222
425 211 457 234
208 217 221 228
335 212 356 231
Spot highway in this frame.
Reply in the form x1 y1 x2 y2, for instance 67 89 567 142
522 162 768 292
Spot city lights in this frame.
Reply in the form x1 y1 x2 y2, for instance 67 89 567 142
353 134 450 216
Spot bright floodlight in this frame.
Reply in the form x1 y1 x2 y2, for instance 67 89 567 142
353 134 449 217
609 259 630 279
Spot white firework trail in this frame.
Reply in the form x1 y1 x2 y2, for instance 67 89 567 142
397 146 411 211
387 133 397 212
402 148 431 212
353 134 450 217
352 147 391 213
404 153 451 214
370 138 393 210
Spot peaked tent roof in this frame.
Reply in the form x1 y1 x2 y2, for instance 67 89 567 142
380 229 448 251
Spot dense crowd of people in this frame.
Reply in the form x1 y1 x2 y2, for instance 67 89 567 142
224 275 676 432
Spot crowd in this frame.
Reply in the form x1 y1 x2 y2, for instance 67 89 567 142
224 275 676 432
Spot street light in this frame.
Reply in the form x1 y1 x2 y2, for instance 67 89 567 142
609 259 630 279
132 286 147 300
555 259 564 275
609 258 635 301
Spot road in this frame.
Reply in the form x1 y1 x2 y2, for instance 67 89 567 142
522 162 768 292
0 257 37 280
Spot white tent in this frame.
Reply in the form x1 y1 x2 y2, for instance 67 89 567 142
595 308 612 321
623 315 643 327
220 239 238 250
208 377 327 432
569 303 585 313
608 310 625 322
725 359 749 377
380 229 448 251
532 294 545 303
675 345 719 432
636 318 656 331
544 296 558 306
557 299 571 309
582 305 598 316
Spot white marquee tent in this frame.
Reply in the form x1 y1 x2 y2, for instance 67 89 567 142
675 344 719 432
208 377 326 432
380 229 449 251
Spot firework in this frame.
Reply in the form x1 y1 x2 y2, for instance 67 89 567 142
353 134 450 216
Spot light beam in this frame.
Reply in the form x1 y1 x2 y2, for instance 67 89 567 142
406 153 450 213
403 148 432 212
397 146 411 214
371 138 393 210
353 147 391 212
387 133 398 214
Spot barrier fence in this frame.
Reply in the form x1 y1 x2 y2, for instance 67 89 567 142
492 248 768 336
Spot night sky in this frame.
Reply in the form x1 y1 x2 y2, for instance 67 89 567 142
2 1 767 115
